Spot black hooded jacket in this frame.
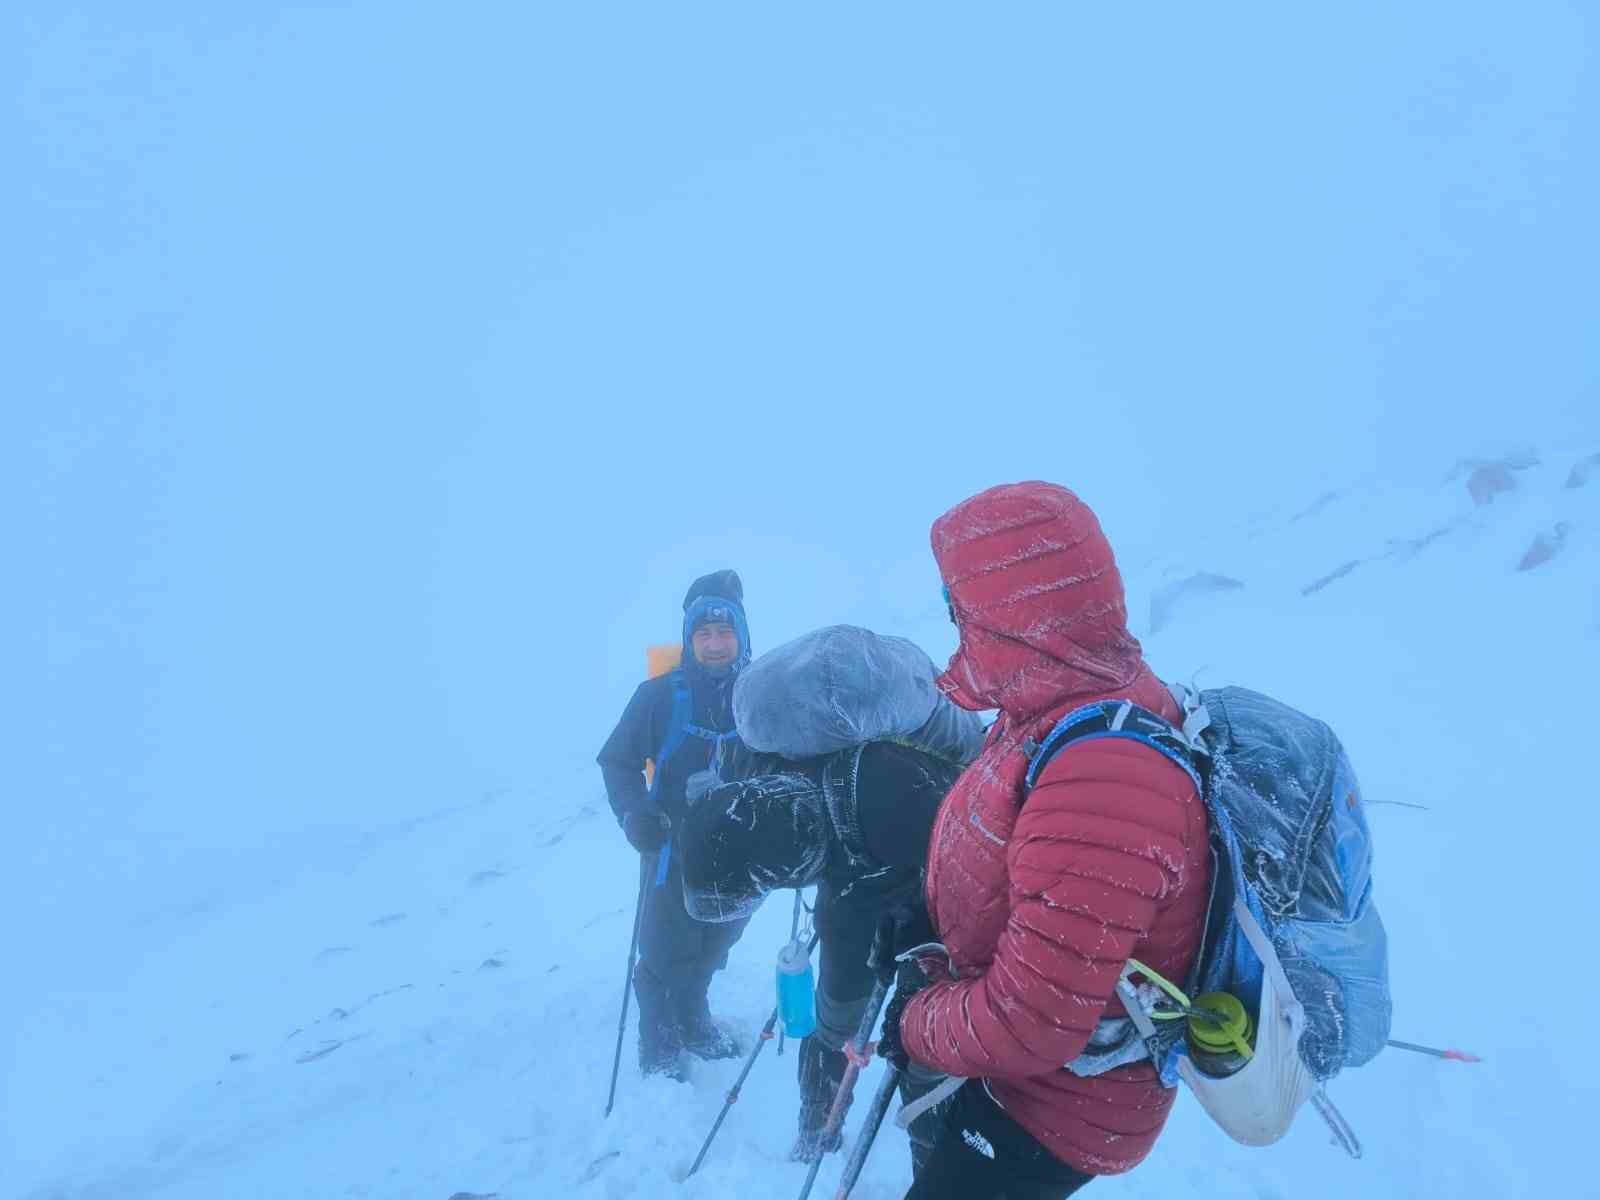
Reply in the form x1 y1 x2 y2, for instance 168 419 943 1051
678 738 967 1008
679 739 967 922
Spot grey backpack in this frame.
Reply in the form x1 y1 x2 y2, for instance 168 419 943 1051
1025 684 1392 1154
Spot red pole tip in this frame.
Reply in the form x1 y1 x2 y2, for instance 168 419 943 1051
1442 1050 1483 1063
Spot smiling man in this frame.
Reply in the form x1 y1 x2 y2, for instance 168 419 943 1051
597 569 753 1079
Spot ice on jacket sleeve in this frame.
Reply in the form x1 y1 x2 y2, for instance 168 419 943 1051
902 744 1195 1080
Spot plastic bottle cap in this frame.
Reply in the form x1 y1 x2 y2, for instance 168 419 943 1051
1188 992 1253 1054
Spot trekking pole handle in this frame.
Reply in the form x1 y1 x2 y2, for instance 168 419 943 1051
842 979 890 1069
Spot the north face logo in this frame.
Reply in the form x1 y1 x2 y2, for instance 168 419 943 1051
961 1128 996 1160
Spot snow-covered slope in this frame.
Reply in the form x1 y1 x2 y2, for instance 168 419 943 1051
11 442 1599 1199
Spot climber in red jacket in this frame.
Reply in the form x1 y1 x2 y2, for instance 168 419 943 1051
879 481 1212 1200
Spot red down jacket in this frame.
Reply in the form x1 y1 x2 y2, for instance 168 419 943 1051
901 482 1211 1176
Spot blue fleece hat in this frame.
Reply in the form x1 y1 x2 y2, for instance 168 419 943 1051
682 569 750 672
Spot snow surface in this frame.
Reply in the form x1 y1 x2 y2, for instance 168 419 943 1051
10 444 1600 1199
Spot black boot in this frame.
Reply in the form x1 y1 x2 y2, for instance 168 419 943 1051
634 967 687 1081
788 1035 848 1162
678 980 741 1060
639 1025 688 1080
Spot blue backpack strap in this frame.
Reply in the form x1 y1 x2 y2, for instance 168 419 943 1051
647 674 737 887
1024 700 1203 795
640 673 697 887
648 672 696 803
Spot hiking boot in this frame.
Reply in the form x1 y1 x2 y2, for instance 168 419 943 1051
639 1046 689 1082
788 1035 849 1160
639 1025 688 1081
796 1035 848 1112
678 988 742 1060
634 960 688 1079
787 1125 843 1162
636 989 687 1080
681 1017 741 1060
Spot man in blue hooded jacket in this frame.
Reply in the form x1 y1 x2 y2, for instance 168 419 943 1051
597 569 753 1078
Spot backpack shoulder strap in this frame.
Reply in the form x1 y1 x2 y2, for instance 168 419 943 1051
1024 699 1203 796
820 744 872 869
649 671 696 800
651 672 740 797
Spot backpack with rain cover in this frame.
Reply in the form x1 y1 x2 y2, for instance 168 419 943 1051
1024 683 1391 1155
732 625 984 765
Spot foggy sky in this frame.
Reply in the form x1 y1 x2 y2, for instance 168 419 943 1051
17 2 1598 962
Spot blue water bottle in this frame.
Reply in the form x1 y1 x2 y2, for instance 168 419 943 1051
775 939 816 1039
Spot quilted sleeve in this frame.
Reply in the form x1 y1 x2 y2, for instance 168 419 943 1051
900 738 1197 1079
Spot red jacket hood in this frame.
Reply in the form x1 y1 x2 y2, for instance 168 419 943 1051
932 481 1148 718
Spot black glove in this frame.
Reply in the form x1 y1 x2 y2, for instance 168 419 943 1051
623 809 672 855
876 963 929 1072
869 905 939 984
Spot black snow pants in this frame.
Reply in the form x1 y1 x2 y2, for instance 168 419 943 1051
633 846 748 1057
903 1081 1096 1200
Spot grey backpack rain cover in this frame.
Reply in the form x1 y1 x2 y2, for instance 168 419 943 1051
732 625 983 765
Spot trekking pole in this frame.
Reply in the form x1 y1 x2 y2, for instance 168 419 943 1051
684 930 822 1180
796 977 891 1200
779 889 805 1058
604 854 652 1117
1311 1086 1362 1159
833 1063 900 1200
1387 1038 1483 1063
